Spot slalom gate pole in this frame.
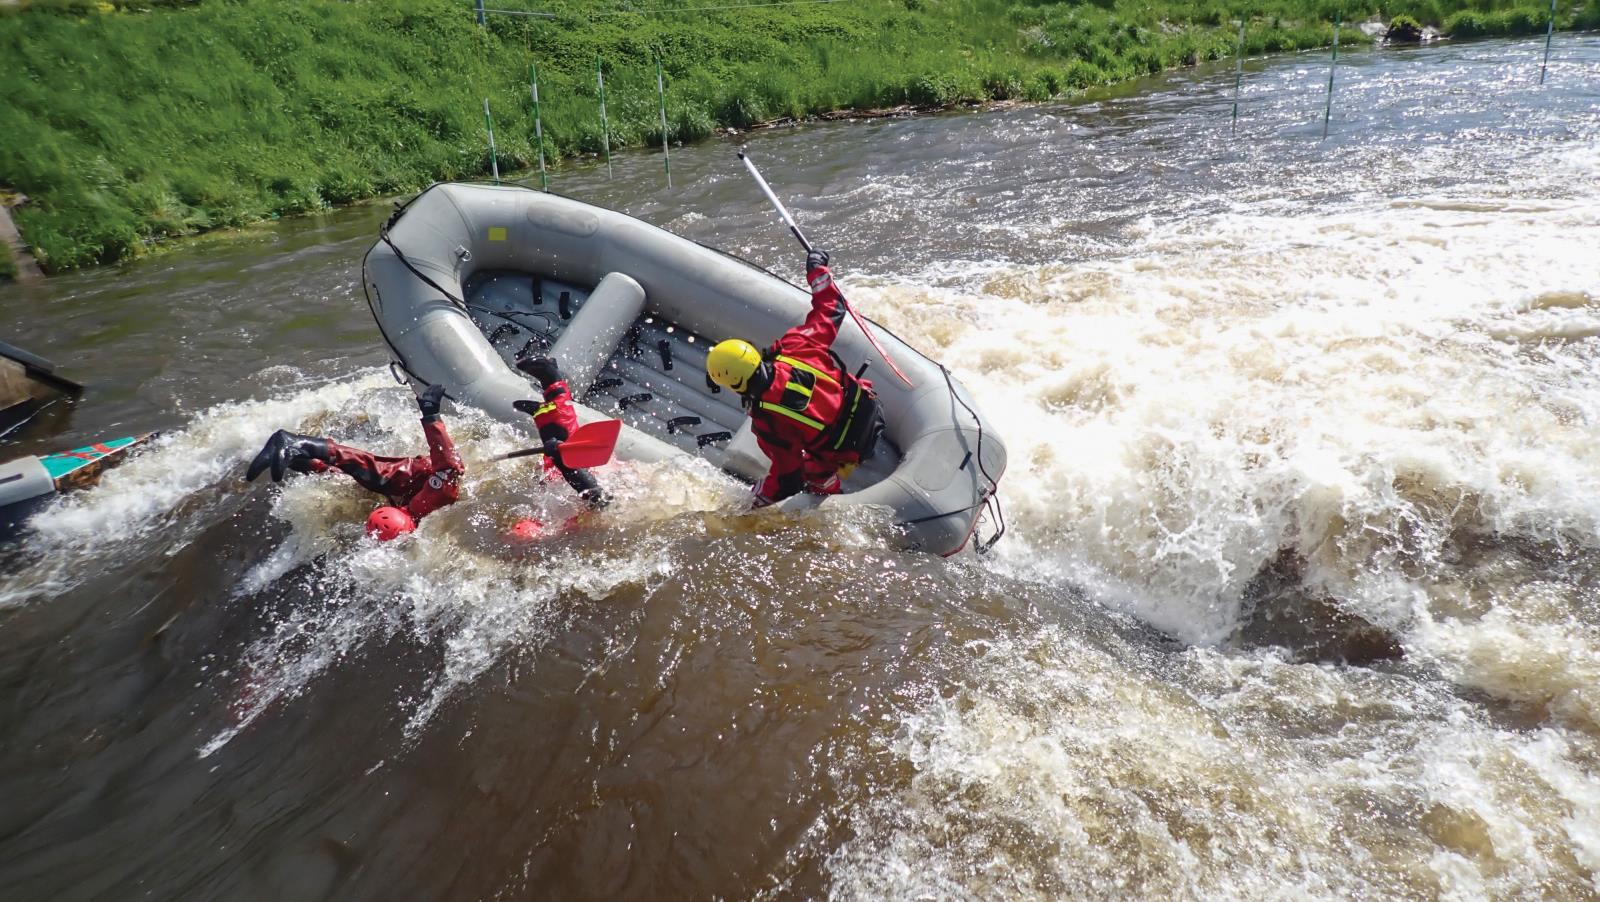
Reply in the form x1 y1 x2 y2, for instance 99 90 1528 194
1540 0 1557 84
1231 20 1245 134
1323 9 1340 141
597 55 613 179
530 63 549 191
736 147 914 388
483 98 500 183
656 53 672 188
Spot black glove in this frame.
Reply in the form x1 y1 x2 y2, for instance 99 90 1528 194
806 249 829 271
516 355 563 385
541 437 565 468
417 383 446 419
512 399 541 417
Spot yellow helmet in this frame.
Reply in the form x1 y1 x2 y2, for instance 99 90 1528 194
706 339 763 393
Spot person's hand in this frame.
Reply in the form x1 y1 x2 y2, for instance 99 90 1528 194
805 249 830 271
541 437 565 468
417 383 447 418
516 355 563 385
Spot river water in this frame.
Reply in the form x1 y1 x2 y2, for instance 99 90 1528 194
2 36 1598 899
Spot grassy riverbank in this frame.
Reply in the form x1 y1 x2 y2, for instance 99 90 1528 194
2 0 1594 272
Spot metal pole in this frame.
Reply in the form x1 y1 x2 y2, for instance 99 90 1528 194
656 53 672 188
737 147 915 388
1323 10 1340 141
1540 0 1557 84
475 0 486 26
596 55 612 179
530 63 548 191
1231 20 1244 134
483 98 500 183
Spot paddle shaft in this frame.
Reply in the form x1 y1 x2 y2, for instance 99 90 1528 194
493 447 551 462
737 148 915 388
740 150 813 254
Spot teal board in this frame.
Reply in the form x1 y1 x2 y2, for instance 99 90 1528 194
41 437 141 480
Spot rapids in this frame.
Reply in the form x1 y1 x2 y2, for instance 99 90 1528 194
2 35 1598 899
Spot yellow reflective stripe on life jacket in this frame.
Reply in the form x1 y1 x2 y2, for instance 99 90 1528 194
776 355 838 387
786 376 814 403
830 386 863 451
759 401 826 431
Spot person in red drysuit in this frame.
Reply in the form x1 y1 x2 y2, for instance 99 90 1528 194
511 355 609 509
704 249 885 507
244 384 463 538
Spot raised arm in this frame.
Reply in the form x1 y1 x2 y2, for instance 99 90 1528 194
417 384 464 474
781 249 848 353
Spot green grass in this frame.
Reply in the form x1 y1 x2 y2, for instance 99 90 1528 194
0 248 16 283
0 0 1591 271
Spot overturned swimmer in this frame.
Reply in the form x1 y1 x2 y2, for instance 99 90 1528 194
245 357 611 542
244 384 462 540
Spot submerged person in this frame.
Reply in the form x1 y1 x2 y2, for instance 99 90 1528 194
244 384 462 540
511 355 610 511
704 249 885 507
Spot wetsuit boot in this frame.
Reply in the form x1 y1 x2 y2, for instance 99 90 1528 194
245 430 332 483
560 465 612 510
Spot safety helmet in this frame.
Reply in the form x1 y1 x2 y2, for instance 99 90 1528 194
507 518 545 542
366 505 416 541
706 339 763 393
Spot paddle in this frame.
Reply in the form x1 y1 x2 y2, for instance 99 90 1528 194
492 419 622 469
737 147 915 389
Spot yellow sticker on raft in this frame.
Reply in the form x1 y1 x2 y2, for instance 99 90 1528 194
488 227 508 242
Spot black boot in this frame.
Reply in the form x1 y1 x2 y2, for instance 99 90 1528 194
245 430 331 483
563 467 612 510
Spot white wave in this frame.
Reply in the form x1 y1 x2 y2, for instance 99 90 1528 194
0 372 393 609
824 627 1600 898
854 183 1600 648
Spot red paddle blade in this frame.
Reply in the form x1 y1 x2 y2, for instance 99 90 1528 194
556 419 622 469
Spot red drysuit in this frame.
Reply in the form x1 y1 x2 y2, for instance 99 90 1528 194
309 416 463 520
748 261 877 505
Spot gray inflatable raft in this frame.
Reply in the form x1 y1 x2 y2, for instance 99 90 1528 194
361 182 1005 556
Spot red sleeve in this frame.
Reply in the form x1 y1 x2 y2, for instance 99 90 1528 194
421 417 463 475
776 264 847 355
532 379 579 440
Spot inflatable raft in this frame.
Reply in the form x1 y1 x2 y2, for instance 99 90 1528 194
361 182 1005 556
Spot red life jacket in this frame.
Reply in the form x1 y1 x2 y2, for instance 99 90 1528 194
750 349 877 459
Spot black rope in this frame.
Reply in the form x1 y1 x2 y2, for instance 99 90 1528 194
361 182 477 395
362 183 451 365
465 303 560 341
378 223 469 311
938 362 1006 553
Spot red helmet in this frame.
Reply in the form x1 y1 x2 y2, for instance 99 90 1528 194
365 506 416 541
507 518 545 542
